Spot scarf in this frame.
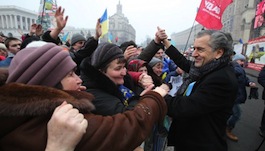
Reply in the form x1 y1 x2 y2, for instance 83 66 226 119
118 85 135 106
176 57 229 96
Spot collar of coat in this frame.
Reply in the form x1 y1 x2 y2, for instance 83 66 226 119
0 83 95 116
80 58 125 101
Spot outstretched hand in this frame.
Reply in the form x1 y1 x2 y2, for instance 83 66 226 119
154 26 168 44
55 6 68 30
152 83 169 97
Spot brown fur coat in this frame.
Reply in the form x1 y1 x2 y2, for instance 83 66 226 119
0 83 167 151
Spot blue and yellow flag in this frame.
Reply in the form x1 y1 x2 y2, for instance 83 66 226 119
61 32 70 43
100 9 108 38
108 32 113 43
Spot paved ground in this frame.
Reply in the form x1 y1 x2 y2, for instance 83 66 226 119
227 68 265 151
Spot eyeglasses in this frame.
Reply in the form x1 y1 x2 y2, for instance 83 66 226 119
10 43 21 47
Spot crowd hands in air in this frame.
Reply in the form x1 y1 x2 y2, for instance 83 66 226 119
0 5 263 151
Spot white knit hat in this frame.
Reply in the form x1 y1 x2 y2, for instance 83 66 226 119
232 54 246 61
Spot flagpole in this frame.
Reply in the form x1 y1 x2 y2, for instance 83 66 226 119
41 0 46 25
184 20 196 52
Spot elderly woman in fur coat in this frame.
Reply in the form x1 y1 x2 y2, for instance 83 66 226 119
0 42 168 151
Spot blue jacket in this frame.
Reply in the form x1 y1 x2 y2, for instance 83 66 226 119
162 57 177 74
0 53 14 67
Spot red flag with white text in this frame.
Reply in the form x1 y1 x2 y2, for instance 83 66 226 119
195 0 233 30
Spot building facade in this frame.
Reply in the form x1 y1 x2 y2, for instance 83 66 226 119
0 2 135 46
104 1 136 45
0 6 37 38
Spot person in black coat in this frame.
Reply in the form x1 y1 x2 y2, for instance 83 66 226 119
258 65 265 137
226 54 256 141
157 28 238 151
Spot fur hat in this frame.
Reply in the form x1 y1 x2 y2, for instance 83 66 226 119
0 43 6 50
70 33 86 46
233 54 246 61
7 42 76 87
91 43 124 69
148 57 162 67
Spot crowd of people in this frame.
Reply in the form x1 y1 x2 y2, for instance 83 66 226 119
0 6 264 151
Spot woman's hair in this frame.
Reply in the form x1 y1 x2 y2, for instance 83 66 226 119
54 82 63 89
196 30 233 58
100 57 126 73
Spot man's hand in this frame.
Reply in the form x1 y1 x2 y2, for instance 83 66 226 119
154 26 168 44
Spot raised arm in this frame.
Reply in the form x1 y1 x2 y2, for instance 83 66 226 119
49 6 68 40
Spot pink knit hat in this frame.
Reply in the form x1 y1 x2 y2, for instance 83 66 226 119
7 42 76 87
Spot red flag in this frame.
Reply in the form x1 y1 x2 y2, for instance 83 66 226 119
254 1 265 29
195 0 233 30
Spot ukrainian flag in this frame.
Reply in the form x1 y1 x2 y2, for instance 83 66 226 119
61 32 70 43
100 9 108 38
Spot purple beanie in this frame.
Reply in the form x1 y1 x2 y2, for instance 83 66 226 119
7 43 76 87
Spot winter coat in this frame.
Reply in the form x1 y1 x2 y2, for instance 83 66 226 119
231 61 251 104
80 59 141 116
0 53 14 67
0 83 167 151
164 45 238 151
258 66 265 100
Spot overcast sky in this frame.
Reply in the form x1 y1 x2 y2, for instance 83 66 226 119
0 0 201 44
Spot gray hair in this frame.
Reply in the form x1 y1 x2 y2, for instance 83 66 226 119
196 30 233 58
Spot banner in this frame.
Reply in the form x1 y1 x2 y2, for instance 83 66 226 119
254 1 265 29
195 0 233 30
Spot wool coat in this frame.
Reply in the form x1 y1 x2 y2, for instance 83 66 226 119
164 45 238 151
80 60 140 116
0 83 167 151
